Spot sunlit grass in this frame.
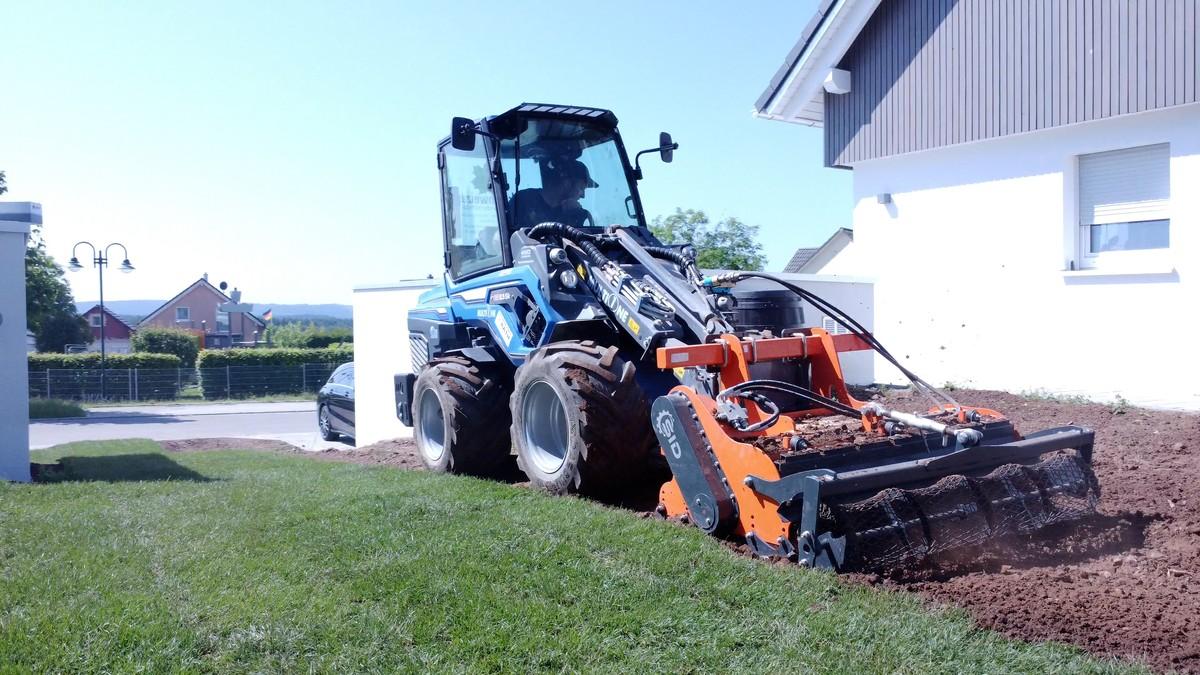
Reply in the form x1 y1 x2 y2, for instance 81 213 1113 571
0 441 1143 673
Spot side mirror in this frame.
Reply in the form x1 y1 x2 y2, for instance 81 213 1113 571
633 132 681 180
659 132 678 163
451 117 476 152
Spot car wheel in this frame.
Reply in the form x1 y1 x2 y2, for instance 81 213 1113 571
318 404 339 441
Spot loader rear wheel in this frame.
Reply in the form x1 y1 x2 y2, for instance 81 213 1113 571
510 340 655 495
412 356 513 476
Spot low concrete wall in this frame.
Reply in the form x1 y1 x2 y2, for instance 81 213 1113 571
716 271 876 385
351 272 876 448
351 280 438 446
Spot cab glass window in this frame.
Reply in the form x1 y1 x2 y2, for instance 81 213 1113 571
442 144 504 279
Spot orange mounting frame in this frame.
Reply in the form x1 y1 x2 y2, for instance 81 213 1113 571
656 329 872 426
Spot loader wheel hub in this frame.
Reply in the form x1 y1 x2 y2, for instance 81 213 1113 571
522 380 571 474
417 389 446 463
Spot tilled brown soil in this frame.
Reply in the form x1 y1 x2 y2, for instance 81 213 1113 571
159 391 1200 671
862 389 1200 673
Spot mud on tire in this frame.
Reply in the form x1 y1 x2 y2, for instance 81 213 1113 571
412 355 513 476
510 340 656 495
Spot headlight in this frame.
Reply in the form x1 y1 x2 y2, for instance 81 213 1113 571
558 269 579 289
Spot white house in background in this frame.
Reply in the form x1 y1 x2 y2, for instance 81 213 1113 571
782 227 853 273
756 0 1200 410
351 277 438 446
26 329 36 352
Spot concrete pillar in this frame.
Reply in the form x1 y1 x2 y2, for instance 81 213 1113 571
0 202 37 482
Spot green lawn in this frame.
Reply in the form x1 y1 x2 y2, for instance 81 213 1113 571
0 442 1141 673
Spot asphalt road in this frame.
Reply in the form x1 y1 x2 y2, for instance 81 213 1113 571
29 401 352 451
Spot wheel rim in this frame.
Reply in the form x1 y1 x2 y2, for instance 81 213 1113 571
522 380 571 474
417 388 446 463
319 406 332 435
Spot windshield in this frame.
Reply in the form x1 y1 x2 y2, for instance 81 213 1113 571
498 117 639 231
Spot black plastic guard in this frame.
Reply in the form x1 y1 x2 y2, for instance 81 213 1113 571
394 373 416 427
652 393 736 535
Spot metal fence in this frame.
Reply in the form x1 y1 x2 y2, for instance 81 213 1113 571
28 363 341 402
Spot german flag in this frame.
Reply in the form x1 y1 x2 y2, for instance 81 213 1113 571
262 308 273 322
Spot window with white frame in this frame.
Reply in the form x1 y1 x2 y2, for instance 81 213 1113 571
90 314 103 328
1077 143 1170 268
175 307 191 321
216 310 230 333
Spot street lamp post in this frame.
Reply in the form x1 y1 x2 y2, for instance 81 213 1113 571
68 242 134 400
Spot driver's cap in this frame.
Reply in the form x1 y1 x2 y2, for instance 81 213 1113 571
563 159 599 189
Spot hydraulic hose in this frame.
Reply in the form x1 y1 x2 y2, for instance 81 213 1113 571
526 222 701 282
718 379 861 420
641 245 703 283
524 222 611 268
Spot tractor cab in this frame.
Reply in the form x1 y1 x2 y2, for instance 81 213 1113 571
439 103 675 281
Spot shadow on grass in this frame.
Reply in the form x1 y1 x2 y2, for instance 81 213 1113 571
32 454 214 484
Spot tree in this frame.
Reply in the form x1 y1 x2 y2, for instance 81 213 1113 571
650 208 768 271
131 327 200 368
34 314 90 353
8 172 92 352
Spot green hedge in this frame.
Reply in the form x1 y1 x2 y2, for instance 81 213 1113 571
27 352 184 400
28 353 183 370
196 347 352 399
196 346 352 368
131 327 201 367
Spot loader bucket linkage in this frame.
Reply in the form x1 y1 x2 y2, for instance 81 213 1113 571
652 331 1100 572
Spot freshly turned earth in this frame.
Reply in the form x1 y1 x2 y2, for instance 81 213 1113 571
861 388 1200 674
165 388 1200 672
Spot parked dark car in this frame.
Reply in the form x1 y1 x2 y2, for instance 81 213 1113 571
317 363 355 441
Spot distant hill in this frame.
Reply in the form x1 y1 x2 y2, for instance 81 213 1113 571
75 299 164 317
76 300 353 321
259 304 353 320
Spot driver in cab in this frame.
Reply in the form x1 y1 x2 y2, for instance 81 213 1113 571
511 158 597 229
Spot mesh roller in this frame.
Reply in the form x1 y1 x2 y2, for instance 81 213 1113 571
831 453 1099 572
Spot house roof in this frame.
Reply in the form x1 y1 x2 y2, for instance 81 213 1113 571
782 247 820 273
753 0 882 126
82 304 136 331
782 228 853 274
138 277 266 328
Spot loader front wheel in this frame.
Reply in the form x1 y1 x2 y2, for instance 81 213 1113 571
412 356 513 476
511 341 655 495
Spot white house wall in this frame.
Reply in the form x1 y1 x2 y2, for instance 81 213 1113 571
351 283 436 446
843 103 1200 409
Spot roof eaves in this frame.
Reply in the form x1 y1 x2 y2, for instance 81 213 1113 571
753 0 841 113
753 0 882 127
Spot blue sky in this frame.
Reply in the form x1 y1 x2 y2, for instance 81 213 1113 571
2 1 850 305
